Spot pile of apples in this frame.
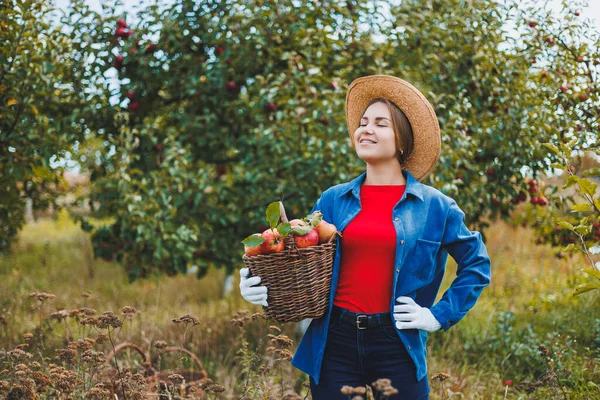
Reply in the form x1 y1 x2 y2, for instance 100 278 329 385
241 202 338 257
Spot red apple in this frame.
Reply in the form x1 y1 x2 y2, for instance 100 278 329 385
115 27 128 37
528 21 537 27
244 233 263 257
129 101 140 112
294 228 319 248
226 81 238 94
577 56 584 62
264 102 277 112
145 43 157 54
261 229 284 254
215 45 226 57
117 18 127 28
560 85 569 92
486 167 496 177
530 196 539 204
126 90 135 99
529 185 538 194
113 54 124 70
538 197 547 206
314 220 338 244
491 198 501 207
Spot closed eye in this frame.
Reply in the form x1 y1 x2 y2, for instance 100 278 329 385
359 124 386 127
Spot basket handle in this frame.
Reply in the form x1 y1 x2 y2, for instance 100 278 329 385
278 201 289 224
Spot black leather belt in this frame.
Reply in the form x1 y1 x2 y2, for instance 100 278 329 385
331 305 394 330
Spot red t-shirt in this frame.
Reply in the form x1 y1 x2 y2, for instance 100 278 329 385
333 184 406 313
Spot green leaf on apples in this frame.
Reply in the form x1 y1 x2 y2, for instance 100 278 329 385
266 201 281 229
542 142 560 155
581 268 600 280
578 177 598 197
574 225 591 235
307 211 323 227
563 175 578 189
562 243 578 252
571 281 600 297
549 163 567 171
242 235 265 246
571 203 592 212
291 225 312 236
558 221 575 231
276 222 291 237
582 168 600 177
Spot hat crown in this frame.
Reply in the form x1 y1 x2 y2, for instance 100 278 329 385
346 75 440 181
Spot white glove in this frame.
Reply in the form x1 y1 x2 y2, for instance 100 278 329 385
393 296 441 332
239 267 268 307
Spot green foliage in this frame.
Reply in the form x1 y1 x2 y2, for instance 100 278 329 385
3 0 599 281
536 139 600 296
0 0 88 252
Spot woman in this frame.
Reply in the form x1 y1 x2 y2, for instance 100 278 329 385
239 75 492 399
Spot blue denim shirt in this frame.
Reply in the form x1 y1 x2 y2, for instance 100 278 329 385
290 169 492 384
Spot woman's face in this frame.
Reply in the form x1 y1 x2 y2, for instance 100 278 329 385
353 101 397 164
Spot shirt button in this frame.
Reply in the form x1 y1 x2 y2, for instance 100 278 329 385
394 217 399 221
400 240 404 245
407 346 411 350
396 268 400 273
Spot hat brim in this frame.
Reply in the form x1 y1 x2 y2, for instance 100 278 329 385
345 75 441 181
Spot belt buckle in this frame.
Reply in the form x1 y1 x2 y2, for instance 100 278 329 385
356 315 368 330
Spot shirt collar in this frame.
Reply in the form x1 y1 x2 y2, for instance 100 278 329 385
340 169 424 202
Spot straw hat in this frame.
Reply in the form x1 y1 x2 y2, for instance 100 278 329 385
345 75 441 181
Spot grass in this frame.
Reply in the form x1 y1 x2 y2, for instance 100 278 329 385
0 208 599 399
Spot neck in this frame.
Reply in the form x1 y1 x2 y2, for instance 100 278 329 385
363 161 406 185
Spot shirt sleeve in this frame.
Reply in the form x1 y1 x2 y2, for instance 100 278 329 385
429 200 492 331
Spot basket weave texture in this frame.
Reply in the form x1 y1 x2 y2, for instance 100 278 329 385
241 202 338 323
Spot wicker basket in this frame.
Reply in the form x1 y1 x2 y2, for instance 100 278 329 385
242 201 339 323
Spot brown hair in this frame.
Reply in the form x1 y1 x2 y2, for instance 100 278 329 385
356 97 414 166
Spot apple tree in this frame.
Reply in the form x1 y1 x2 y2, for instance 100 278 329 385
0 0 91 252
63 0 383 280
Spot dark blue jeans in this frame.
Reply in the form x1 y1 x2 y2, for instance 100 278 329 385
309 306 430 400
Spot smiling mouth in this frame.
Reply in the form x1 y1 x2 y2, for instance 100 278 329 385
359 139 377 144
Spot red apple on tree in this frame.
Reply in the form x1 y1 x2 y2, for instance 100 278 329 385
117 18 127 28
226 81 238 94
113 54 124 70
145 43 157 54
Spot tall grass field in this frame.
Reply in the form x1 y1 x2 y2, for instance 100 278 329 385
0 209 598 399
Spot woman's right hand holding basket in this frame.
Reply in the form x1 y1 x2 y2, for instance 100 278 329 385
239 267 268 307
